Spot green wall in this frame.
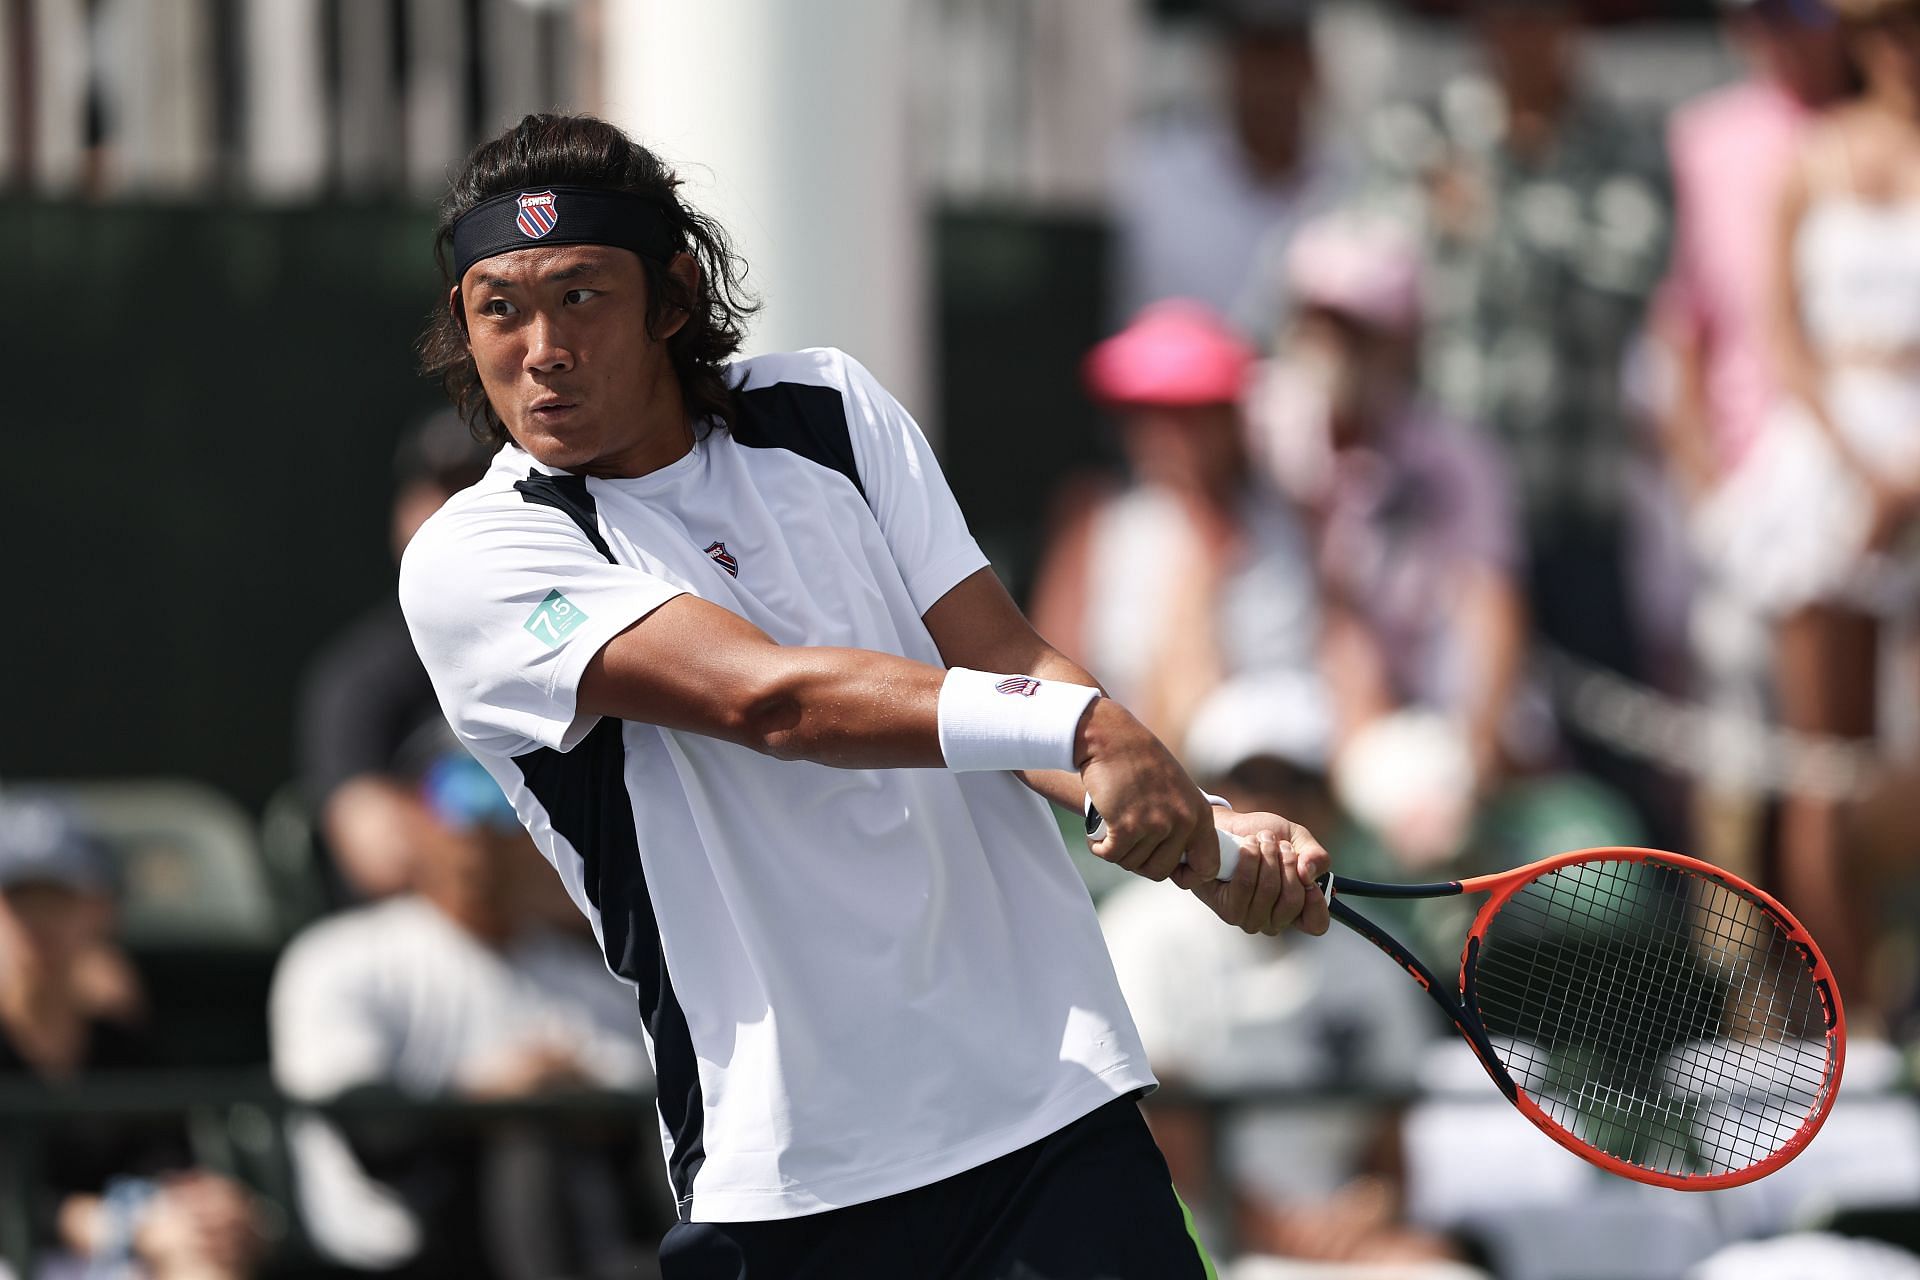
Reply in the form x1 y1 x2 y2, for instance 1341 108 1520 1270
1 202 1111 810
2 201 447 807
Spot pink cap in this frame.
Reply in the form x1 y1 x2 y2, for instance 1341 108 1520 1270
1084 300 1255 407
1285 213 1421 334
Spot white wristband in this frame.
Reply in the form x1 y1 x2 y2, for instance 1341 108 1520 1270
1203 793 1232 810
937 668 1100 773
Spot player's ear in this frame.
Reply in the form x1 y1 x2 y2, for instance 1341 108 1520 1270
653 252 700 341
448 285 469 347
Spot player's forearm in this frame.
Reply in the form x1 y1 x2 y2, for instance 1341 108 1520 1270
733 646 950 768
582 587 1105 774
583 597 957 768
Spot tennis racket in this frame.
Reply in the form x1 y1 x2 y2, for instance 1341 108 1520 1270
1084 803 1845 1190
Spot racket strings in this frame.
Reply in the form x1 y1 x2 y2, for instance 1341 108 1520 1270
1468 858 1834 1179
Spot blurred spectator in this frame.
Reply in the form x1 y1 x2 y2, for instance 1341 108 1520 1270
1109 0 1347 335
1252 211 1528 864
1029 300 1322 755
296 411 493 901
0 798 262 1279
1653 0 1853 879
1390 0 1676 841
1655 0 1852 503
269 753 656 1278
1248 212 1647 930
1099 728 1453 1267
1698 0 1920 1013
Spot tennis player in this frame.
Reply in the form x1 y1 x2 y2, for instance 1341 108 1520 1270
401 112 1330 1279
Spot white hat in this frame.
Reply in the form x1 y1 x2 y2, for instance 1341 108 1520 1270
1286 212 1422 334
1183 670 1335 777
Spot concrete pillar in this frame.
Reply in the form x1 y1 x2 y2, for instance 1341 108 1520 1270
337 0 400 193
0 0 15 184
404 0 466 196
480 0 540 136
110 0 215 193
242 0 328 199
598 0 929 428
28 0 86 192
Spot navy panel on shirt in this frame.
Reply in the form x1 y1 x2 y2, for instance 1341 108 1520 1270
732 381 866 502
509 475 708 1217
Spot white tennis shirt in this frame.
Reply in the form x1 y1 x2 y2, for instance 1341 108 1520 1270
399 348 1154 1223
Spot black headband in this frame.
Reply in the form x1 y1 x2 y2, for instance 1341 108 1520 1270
450 185 683 281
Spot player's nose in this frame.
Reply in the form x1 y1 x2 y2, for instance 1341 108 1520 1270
523 312 575 374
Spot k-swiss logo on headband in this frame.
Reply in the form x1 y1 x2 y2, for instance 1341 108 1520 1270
995 677 1041 697
515 190 558 239
704 541 739 578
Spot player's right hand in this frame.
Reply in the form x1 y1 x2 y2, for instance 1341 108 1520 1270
1077 698 1217 882
1175 813 1331 937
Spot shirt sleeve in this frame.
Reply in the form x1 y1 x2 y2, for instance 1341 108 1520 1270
832 351 992 615
270 924 398 1100
398 494 686 758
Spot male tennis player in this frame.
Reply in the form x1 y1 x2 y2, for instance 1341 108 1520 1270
401 113 1331 1279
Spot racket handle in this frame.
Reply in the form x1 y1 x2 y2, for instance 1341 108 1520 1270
1083 799 1244 881
1211 827 1244 880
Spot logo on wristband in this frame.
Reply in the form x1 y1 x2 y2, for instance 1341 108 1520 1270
995 677 1041 697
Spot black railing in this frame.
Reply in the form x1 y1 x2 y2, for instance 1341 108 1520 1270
3 1072 1914 1274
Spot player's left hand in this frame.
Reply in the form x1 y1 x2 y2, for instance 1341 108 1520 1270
1172 810 1331 936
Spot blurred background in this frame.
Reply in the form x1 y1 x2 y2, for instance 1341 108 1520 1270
5 0 1920 1276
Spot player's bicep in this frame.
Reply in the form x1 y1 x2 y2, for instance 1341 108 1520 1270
576 593 791 744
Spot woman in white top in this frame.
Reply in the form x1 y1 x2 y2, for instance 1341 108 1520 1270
1731 0 1920 1013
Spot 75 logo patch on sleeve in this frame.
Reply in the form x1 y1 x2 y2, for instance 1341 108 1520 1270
524 589 587 648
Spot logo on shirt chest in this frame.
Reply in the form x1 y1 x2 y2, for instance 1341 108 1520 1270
704 541 739 578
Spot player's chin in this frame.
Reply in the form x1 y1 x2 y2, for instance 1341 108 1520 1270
509 415 596 469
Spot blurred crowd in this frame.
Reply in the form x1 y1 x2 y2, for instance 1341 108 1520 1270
1063 0 1920 1272
8 0 1920 1276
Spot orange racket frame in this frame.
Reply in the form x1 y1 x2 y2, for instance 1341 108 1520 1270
1324 845 1846 1191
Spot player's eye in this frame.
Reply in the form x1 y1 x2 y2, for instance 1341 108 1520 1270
563 288 599 305
481 297 517 318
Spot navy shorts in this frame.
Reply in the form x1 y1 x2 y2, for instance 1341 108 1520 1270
659 1095 1215 1280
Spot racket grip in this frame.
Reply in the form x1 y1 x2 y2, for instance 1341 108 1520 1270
1083 799 1243 880
1211 827 1244 880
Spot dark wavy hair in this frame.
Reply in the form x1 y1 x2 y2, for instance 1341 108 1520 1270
418 113 759 445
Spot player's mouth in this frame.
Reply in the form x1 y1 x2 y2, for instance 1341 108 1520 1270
529 397 579 423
